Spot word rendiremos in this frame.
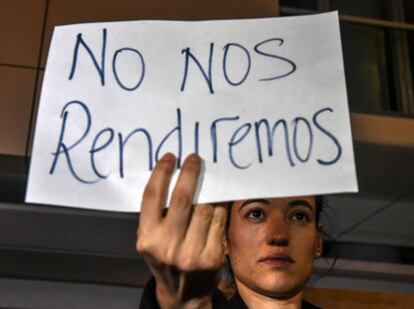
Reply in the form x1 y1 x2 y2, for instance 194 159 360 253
50 101 341 184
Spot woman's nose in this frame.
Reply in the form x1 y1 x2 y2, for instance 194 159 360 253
265 213 289 246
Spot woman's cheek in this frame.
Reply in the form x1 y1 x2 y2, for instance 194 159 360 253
292 228 318 258
229 224 259 260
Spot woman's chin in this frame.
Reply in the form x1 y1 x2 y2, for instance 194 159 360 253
251 273 308 299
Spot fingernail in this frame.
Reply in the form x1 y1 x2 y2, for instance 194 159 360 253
161 153 175 162
187 153 201 163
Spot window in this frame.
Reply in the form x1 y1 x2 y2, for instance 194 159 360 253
280 0 414 114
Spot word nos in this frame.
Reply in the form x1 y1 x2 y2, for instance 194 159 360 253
68 28 297 93
49 101 342 184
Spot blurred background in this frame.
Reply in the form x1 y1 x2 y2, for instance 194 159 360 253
0 0 413 308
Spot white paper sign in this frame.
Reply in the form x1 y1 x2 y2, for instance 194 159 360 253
26 12 358 212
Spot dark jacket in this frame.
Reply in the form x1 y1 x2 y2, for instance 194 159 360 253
139 278 321 309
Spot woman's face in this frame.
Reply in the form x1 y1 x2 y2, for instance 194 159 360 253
225 196 322 299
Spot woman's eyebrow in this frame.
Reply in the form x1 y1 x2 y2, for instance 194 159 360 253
239 199 270 212
288 200 315 213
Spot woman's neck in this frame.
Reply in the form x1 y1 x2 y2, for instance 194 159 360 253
235 280 303 309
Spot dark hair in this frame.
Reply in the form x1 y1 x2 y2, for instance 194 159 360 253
315 195 324 226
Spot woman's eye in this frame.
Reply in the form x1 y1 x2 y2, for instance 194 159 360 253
247 208 264 220
291 212 309 223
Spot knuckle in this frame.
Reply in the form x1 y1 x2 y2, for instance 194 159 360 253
211 212 226 228
136 237 149 254
202 252 224 269
197 204 214 214
194 204 214 220
170 190 190 208
136 230 144 251
142 183 161 202
136 230 159 256
164 243 179 265
178 254 196 272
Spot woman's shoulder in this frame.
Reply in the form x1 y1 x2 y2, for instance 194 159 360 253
219 293 323 309
219 293 322 309
139 278 322 309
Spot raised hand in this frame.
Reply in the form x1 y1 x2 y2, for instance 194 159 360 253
136 153 228 309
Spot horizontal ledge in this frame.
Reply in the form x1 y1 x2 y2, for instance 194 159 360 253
314 258 414 282
351 113 414 149
0 247 150 286
280 6 414 31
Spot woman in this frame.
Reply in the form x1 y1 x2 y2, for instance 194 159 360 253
137 153 323 308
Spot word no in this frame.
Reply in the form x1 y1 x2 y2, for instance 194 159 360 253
68 28 296 93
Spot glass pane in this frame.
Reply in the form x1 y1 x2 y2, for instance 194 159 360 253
340 22 392 112
279 0 396 112
405 0 414 109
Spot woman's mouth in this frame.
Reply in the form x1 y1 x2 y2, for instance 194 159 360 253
258 253 295 267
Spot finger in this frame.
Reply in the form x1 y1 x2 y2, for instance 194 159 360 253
140 153 176 229
165 154 202 238
202 204 228 264
182 204 214 255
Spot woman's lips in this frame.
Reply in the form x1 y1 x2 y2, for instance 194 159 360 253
258 253 295 267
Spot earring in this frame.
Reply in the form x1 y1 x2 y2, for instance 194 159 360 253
315 251 321 258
